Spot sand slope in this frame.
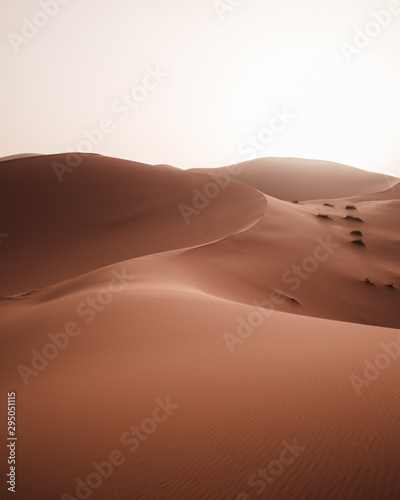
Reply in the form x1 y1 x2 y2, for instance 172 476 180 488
1 154 399 499
0 153 266 296
1 271 400 499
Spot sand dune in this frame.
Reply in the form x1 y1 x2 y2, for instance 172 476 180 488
1 154 399 499
191 157 398 201
0 153 45 162
346 181 400 202
0 153 266 296
1 269 400 499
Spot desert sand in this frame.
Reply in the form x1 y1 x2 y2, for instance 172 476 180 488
1 154 399 499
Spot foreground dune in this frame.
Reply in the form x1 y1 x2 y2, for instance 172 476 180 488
1 273 400 499
1 154 399 499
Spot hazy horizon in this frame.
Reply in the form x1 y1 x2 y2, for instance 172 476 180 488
1 0 400 176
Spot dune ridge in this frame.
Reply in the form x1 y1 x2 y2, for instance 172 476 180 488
190 157 398 201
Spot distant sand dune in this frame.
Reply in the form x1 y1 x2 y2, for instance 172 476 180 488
0 153 45 162
190 157 398 201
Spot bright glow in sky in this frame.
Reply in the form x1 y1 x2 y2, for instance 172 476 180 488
1 0 400 176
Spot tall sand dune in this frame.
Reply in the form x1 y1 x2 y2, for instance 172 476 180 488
0 154 266 296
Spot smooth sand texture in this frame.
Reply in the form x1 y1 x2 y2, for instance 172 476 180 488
0 154 266 296
1 154 399 499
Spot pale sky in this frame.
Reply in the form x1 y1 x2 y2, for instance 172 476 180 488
1 0 400 176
